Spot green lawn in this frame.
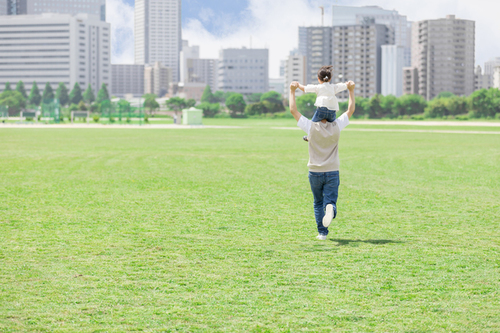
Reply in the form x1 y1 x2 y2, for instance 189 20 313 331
1 122 499 332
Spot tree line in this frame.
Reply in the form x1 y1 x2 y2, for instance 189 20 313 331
296 89 500 120
197 85 286 118
0 81 110 115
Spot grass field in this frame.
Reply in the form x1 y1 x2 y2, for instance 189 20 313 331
1 118 500 332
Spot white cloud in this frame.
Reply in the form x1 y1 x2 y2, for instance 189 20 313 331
106 0 134 64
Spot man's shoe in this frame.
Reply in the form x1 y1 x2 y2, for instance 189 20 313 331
316 234 327 240
323 204 334 227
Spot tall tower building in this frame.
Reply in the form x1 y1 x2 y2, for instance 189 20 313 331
5 0 106 21
0 13 111 95
298 26 333 84
135 0 182 82
284 54 306 96
415 15 475 100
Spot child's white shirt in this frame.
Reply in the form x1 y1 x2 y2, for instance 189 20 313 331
304 82 348 111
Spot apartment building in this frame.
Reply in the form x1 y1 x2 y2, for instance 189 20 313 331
298 26 333 84
0 13 110 96
331 23 394 99
144 62 171 97
111 64 145 98
402 67 419 95
283 55 307 96
217 48 269 94
414 15 475 100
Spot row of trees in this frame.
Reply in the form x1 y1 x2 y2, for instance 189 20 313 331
296 88 500 119
0 80 110 115
199 85 286 118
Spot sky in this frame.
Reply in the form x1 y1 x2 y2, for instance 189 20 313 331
108 0 500 78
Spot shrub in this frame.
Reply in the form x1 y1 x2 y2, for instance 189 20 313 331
25 117 33 121
126 117 131 123
199 102 221 117
245 102 267 116
410 114 424 120
109 116 115 123
144 115 149 123
93 115 100 123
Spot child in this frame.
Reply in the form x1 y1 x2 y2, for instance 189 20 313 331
296 66 348 141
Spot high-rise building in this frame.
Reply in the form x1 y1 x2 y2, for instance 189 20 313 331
332 23 394 99
6 0 106 21
298 26 333 84
144 62 171 97
414 15 475 100
0 13 110 97
484 57 500 76
474 65 491 91
402 67 419 95
217 48 269 94
381 45 404 97
135 0 182 82
331 5 411 67
112 64 145 98
284 54 307 96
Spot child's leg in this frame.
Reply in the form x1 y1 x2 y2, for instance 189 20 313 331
325 110 337 122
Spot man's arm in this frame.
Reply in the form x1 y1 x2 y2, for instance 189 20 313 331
289 82 302 121
346 81 356 119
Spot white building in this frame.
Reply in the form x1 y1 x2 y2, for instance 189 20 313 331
493 67 500 90
180 40 199 84
112 64 145 98
0 13 111 97
5 0 106 20
283 55 306 96
474 65 491 91
135 0 182 82
484 58 500 76
381 45 404 97
331 5 411 67
144 62 171 97
217 48 269 94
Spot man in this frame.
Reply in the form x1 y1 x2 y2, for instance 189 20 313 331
289 81 356 240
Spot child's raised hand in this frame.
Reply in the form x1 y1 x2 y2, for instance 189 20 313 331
290 82 299 91
347 81 355 91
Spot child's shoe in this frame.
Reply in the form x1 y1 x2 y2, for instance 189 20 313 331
303 136 308 142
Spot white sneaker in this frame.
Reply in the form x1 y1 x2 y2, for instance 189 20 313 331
323 204 334 227
316 234 327 240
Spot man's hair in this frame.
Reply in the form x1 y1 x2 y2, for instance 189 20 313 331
317 66 333 83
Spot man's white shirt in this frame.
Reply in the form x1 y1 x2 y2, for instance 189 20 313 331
297 112 350 135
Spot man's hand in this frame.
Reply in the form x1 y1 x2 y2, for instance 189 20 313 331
347 81 355 91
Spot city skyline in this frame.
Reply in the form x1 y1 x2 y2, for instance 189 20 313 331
107 0 500 78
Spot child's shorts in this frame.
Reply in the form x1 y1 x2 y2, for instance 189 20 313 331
312 107 337 122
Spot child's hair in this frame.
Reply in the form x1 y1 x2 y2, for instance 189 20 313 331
317 66 333 83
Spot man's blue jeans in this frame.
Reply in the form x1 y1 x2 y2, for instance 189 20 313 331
308 171 340 236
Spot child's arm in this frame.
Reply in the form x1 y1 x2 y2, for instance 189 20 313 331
297 83 306 92
345 81 356 119
334 82 348 94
